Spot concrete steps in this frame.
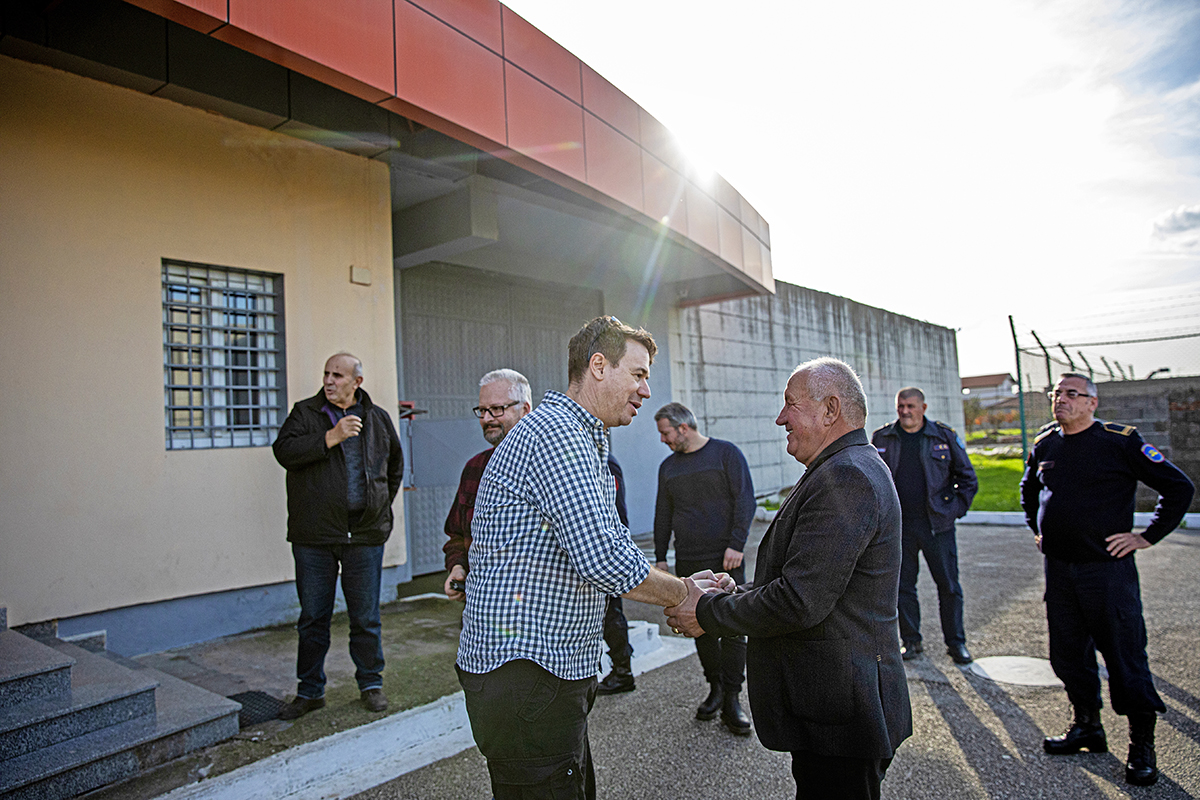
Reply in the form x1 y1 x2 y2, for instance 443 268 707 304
0 622 241 800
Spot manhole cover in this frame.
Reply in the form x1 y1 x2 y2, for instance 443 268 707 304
966 656 1065 686
227 690 288 727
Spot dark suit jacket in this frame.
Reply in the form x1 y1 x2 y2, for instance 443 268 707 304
696 428 912 758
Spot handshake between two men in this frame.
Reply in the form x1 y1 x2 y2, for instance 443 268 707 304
664 569 736 637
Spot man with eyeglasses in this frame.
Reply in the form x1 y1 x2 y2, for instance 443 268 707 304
442 369 533 602
871 386 978 666
1021 372 1194 786
456 316 710 800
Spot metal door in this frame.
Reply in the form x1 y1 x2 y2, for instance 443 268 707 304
399 263 603 575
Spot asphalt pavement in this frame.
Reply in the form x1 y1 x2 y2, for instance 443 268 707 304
353 520 1200 800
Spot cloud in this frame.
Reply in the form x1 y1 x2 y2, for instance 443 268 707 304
1151 204 1200 250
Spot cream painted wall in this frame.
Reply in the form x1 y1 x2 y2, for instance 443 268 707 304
0 56 403 626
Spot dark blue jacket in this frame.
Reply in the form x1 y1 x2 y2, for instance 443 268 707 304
871 418 977 534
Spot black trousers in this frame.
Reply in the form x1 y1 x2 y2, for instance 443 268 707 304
791 751 892 800
458 659 597 800
602 596 632 666
676 557 747 691
898 523 966 647
1044 555 1165 716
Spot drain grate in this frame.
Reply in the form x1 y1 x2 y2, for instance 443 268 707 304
227 690 288 727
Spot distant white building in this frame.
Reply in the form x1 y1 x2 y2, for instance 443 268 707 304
962 373 1018 408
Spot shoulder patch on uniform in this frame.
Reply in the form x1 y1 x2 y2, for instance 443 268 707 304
1033 426 1058 445
1102 421 1135 436
1141 443 1165 463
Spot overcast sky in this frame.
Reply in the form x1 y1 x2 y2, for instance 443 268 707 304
503 0 1200 379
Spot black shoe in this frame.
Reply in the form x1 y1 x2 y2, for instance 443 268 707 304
901 641 923 660
947 643 973 665
720 691 752 736
696 683 724 720
279 695 325 720
361 688 388 712
1044 708 1107 755
1126 712 1158 786
597 668 636 695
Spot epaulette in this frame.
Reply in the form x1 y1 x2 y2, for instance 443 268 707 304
934 420 956 433
1037 420 1057 433
1102 421 1136 436
1033 424 1059 445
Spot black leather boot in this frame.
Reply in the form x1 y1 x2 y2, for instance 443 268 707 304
695 683 724 720
1044 707 1107 754
1125 712 1158 786
720 690 752 735
596 665 635 695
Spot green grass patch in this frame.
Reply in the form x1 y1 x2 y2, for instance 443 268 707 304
969 453 1026 511
966 428 1022 442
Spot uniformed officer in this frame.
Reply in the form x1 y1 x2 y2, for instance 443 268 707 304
871 386 978 665
1020 372 1194 787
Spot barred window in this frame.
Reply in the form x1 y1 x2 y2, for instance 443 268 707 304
163 260 286 449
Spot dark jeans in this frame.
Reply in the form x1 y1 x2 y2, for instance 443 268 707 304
792 751 892 800
898 523 965 647
1044 555 1165 716
676 557 747 691
458 659 597 800
292 542 385 698
603 596 632 667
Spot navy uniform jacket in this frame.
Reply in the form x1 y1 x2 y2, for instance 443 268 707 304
695 429 912 758
1020 420 1194 562
871 418 978 534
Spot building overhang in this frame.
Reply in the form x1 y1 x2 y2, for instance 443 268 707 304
2 0 774 304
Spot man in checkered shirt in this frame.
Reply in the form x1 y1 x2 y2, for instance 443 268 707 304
456 316 707 800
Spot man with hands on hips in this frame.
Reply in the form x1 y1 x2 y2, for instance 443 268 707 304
1021 372 1193 787
667 358 911 800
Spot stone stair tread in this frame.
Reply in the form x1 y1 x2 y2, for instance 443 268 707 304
0 657 241 794
0 629 74 685
0 643 158 734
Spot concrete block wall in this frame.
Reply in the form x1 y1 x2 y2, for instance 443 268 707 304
669 281 965 495
1092 377 1200 512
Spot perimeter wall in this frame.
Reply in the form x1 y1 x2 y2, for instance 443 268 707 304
669 281 965 494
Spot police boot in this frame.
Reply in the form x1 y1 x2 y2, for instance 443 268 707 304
695 682 724 720
1043 707 1107 754
720 690 752 736
1125 712 1158 786
596 664 635 695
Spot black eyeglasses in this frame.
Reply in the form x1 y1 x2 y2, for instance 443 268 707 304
587 315 622 357
1047 389 1091 400
472 401 519 419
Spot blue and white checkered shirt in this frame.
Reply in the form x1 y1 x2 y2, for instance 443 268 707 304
457 391 651 680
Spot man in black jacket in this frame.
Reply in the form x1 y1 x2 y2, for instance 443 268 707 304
1021 372 1193 786
871 386 978 664
667 358 911 800
272 352 404 719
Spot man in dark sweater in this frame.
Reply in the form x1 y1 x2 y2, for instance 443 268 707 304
1021 372 1194 787
654 402 755 734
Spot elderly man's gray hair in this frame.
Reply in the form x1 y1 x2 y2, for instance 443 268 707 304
1059 372 1098 398
480 369 532 406
654 402 698 430
791 357 868 427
